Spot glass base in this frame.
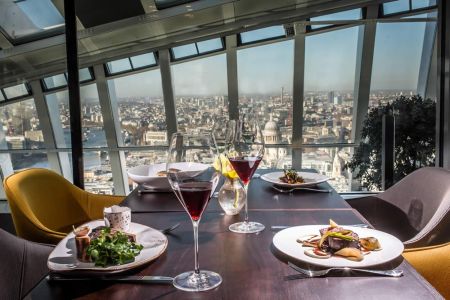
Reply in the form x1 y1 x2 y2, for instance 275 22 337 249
229 221 265 233
173 270 222 292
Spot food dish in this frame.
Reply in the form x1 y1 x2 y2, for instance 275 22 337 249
272 225 404 268
261 171 329 188
48 220 168 274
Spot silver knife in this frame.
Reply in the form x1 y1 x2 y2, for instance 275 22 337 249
271 224 370 231
47 275 174 284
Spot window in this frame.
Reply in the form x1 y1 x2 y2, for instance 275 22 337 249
412 0 437 9
309 9 361 30
0 0 64 42
10 152 49 171
107 70 167 146
3 83 30 99
106 53 157 75
237 41 294 168
171 38 224 60
370 22 429 108
383 0 436 15
0 99 44 150
45 84 107 148
239 26 286 44
42 68 94 91
304 26 360 144
302 147 353 192
0 91 4 102
172 54 228 133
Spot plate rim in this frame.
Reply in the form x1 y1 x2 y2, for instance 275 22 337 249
261 171 330 187
47 220 168 274
272 225 404 268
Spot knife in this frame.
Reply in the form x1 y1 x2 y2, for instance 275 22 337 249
271 224 370 231
47 275 174 284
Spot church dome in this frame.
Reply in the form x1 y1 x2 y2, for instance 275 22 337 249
264 120 279 132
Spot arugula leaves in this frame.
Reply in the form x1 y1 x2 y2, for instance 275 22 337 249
86 227 144 267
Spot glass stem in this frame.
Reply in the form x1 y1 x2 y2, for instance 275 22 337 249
193 220 200 274
243 183 249 224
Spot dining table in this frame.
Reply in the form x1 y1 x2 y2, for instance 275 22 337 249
25 170 443 299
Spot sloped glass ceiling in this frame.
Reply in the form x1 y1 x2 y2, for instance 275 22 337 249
0 0 64 43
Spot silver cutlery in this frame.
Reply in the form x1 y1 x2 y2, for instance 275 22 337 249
47 275 174 284
272 186 332 193
138 188 172 194
288 262 403 278
271 224 370 231
159 222 180 234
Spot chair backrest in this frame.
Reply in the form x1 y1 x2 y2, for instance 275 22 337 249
377 167 450 246
0 228 52 299
3 168 90 238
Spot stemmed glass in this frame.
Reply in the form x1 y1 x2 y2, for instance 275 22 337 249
166 133 222 292
225 113 265 233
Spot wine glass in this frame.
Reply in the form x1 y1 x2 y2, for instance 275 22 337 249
166 133 222 292
225 113 265 233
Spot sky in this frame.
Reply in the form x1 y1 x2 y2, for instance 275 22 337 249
105 20 431 98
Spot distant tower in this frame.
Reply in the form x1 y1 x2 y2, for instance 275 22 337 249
281 87 284 105
328 91 334 104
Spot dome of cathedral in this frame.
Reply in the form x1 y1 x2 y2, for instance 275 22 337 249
264 120 279 133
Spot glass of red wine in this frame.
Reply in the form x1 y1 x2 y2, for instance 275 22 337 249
225 113 265 233
166 133 222 292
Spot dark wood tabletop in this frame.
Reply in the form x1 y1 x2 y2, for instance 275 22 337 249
121 170 350 212
25 171 443 299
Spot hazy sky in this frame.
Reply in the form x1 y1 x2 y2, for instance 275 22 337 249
106 21 428 98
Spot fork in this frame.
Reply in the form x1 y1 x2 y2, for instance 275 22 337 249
159 223 180 234
288 262 403 278
272 186 332 193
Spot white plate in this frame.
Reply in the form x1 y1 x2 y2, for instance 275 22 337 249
273 225 404 268
261 171 330 187
48 220 168 273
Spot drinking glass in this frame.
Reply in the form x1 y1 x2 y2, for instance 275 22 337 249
225 113 265 233
166 133 222 292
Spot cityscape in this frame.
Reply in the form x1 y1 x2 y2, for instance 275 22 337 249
0 89 417 194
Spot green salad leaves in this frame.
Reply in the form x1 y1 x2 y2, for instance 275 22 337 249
86 227 144 267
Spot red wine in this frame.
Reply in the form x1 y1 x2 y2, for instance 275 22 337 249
228 156 262 185
177 182 212 221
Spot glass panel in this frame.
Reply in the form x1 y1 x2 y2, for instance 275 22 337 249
0 99 44 150
0 0 64 40
412 0 436 9
240 26 285 44
79 68 92 82
302 147 353 192
237 41 294 168
3 83 29 99
107 70 166 146
45 84 108 148
43 74 67 90
172 43 198 59
10 152 49 171
106 58 132 74
124 150 168 190
383 0 410 14
84 151 114 195
370 22 428 108
304 27 359 144
130 53 156 69
197 38 223 53
310 9 361 30
172 54 228 133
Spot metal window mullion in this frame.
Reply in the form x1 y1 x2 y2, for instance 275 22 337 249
92 64 128 195
417 20 438 97
159 49 178 137
291 23 306 169
351 5 378 144
29 80 62 174
226 35 239 120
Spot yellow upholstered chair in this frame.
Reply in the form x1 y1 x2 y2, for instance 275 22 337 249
3 168 124 244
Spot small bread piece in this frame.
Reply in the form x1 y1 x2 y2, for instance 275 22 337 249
334 247 364 261
156 170 167 177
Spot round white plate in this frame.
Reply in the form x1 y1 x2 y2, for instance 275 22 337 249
261 171 329 187
48 220 168 273
273 225 404 268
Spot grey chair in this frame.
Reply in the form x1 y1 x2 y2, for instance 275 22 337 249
0 228 53 300
347 167 450 248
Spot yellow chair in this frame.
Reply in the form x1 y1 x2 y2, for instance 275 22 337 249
3 168 124 244
403 243 450 299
